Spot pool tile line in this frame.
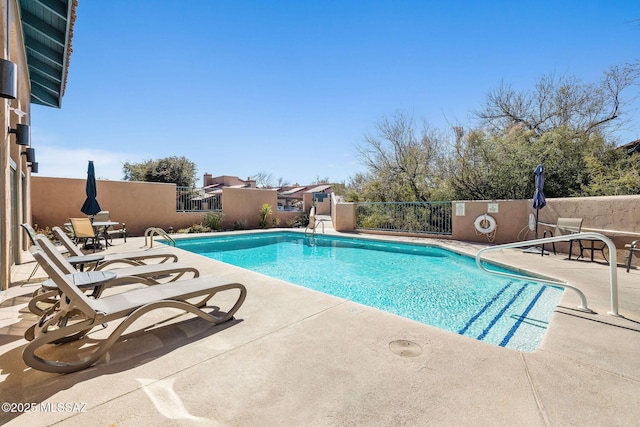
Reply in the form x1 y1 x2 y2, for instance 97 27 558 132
477 284 527 340
500 285 547 347
458 282 512 335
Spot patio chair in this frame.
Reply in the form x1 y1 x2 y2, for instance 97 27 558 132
93 210 127 243
69 217 104 252
625 240 640 272
21 223 75 281
52 226 178 268
28 235 200 316
24 243 247 373
541 218 583 258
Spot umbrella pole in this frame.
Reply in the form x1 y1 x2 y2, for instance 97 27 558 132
535 208 539 240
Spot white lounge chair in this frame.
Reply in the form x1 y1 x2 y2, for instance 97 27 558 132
28 235 199 316
52 226 178 268
24 244 246 374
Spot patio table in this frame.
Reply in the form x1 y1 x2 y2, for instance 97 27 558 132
42 270 116 298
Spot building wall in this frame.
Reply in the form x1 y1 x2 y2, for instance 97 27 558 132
452 200 529 245
29 176 640 269
302 190 332 215
332 201 355 232
30 178 305 237
451 196 640 262
2 0 33 289
221 187 277 229
31 177 204 236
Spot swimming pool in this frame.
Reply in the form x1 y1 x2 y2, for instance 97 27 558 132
174 232 563 351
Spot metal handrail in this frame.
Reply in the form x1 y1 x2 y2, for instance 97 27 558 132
144 227 176 248
476 232 620 317
305 219 325 236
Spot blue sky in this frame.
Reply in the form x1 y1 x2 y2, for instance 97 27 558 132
32 1 640 186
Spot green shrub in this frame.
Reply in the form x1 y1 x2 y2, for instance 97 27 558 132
258 203 272 228
204 212 225 231
177 224 211 234
233 219 247 230
288 213 309 228
34 225 55 241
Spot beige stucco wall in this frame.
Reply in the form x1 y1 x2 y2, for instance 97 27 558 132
302 191 332 215
31 177 204 236
451 196 640 263
221 187 277 229
30 178 307 236
32 177 308 236
2 0 33 288
332 199 356 232
541 195 640 263
29 176 640 266
452 200 529 245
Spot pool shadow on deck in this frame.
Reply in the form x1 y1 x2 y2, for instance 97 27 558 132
554 305 640 333
0 311 242 425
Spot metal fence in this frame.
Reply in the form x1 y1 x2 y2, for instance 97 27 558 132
355 201 452 235
176 186 222 212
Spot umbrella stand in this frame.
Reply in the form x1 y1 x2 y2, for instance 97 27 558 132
524 164 549 255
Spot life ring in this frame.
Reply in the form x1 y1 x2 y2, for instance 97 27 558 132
474 214 497 234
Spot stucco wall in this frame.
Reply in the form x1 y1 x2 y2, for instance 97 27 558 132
221 187 278 229
302 191 332 215
332 199 355 232
32 177 206 236
451 195 640 263
31 178 308 235
452 200 529 245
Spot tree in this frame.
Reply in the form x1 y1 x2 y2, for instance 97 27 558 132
251 172 290 188
582 148 640 196
448 126 608 200
475 65 639 137
355 111 448 202
122 156 197 187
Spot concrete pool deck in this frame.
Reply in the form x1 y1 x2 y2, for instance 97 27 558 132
1 229 639 426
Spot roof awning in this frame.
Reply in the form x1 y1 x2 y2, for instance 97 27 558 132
19 0 76 108
306 184 332 193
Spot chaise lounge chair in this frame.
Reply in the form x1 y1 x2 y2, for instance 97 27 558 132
24 243 247 373
21 223 71 281
52 226 178 268
28 235 200 316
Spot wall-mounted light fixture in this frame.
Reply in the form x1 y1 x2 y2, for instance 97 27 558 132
22 147 35 164
0 58 17 99
30 162 38 174
8 123 30 146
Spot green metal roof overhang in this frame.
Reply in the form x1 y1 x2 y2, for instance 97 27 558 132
19 0 75 108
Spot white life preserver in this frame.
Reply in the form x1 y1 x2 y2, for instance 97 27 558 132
474 214 497 234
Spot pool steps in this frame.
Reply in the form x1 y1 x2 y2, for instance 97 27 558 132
476 232 620 317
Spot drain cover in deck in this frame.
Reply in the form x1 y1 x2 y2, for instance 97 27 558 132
389 340 422 357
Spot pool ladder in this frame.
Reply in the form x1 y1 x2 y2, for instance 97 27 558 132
476 232 620 317
305 219 325 236
144 227 176 248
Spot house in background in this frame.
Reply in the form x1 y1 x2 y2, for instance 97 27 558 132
618 139 640 155
277 184 333 213
1 0 76 290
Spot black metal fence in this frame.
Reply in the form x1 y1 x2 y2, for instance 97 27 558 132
176 187 222 212
355 201 452 235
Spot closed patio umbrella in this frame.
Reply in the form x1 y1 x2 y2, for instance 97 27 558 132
532 164 546 239
80 160 102 216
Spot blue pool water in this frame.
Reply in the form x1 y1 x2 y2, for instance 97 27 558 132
174 232 562 351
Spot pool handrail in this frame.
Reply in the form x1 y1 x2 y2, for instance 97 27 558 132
144 227 176 248
305 219 325 236
475 232 620 317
